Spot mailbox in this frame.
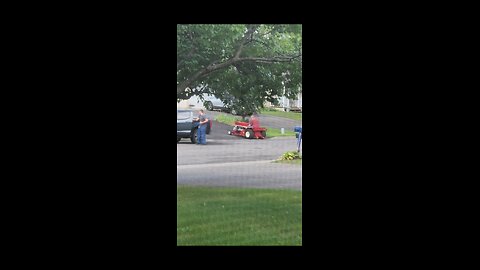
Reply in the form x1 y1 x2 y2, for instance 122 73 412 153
294 126 302 139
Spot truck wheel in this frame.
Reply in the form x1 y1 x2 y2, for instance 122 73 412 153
245 129 254 139
204 101 213 111
261 131 266 138
190 128 198 144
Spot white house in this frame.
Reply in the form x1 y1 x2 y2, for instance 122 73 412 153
264 89 302 112
278 92 302 112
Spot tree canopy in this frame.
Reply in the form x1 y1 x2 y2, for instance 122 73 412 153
177 24 302 114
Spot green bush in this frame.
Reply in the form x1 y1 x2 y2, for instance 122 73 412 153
279 151 301 161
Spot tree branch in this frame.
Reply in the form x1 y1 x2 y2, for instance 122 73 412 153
178 25 258 94
240 54 302 63
177 53 302 95
233 24 259 59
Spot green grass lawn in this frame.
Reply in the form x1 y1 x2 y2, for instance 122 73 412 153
177 186 302 246
260 109 302 121
265 128 296 138
214 114 242 126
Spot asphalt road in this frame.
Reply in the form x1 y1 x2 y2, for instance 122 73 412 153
177 118 302 190
177 160 302 190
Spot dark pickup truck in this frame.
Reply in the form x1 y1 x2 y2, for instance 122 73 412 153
177 109 211 144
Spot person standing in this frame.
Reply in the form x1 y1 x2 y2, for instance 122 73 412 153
249 113 260 129
194 109 209 145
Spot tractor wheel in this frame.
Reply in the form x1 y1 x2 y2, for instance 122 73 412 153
245 129 254 139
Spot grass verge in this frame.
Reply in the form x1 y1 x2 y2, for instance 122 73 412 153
266 128 296 137
260 109 302 121
214 114 242 126
177 186 302 246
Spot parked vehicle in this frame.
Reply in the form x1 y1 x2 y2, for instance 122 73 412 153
202 94 244 115
202 94 227 111
177 109 211 143
202 94 255 117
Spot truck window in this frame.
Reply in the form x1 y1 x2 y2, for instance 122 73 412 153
177 111 191 120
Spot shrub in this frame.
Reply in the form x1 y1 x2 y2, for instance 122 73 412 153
279 151 301 161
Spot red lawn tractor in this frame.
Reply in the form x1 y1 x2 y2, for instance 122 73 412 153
227 121 267 139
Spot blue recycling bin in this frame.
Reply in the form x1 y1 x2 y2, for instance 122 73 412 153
294 126 302 152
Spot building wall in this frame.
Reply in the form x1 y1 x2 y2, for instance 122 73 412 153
264 92 302 110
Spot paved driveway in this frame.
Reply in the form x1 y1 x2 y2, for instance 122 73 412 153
177 119 302 190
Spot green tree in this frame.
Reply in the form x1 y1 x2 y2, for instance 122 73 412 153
177 24 302 115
